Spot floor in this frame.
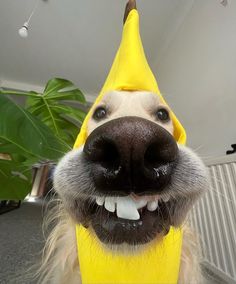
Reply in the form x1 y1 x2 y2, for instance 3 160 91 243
0 201 44 284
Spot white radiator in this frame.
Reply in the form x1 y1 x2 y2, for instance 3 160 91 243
189 154 236 284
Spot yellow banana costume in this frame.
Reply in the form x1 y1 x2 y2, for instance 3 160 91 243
74 2 186 284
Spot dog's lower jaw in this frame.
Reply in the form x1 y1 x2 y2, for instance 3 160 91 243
60 191 202 248
62 194 183 247
37 202 202 284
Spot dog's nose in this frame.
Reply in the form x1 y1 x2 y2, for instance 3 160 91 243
84 117 178 195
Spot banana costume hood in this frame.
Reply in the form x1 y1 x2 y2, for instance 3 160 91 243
74 2 186 283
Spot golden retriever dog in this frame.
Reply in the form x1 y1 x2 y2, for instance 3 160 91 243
36 90 208 284
36 1 209 283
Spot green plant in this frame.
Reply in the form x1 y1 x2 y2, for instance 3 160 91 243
0 78 87 200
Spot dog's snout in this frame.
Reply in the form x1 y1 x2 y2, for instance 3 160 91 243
84 117 178 195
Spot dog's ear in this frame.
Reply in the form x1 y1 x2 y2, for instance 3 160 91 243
123 0 137 24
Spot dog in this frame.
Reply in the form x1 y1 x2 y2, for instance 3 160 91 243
36 1 209 283
36 90 208 284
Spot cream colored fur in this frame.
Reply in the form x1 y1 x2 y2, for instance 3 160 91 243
87 91 174 135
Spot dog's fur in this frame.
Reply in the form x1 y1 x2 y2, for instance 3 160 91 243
36 91 208 284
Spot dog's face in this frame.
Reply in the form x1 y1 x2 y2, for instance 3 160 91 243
54 91 208 247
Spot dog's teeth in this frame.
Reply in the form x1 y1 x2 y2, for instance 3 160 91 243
147 200 158 211
116 196 140 220
96 196 105 206
134 199 147 209
104 197 116 212
162 195 170 202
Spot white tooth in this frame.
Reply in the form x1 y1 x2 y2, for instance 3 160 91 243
104 197 116 212
96 196 105 206
133 199 147 209
147 200 158 211
116 196 140 220
162 195 170 202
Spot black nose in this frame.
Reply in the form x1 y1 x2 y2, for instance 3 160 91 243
83 117 178 195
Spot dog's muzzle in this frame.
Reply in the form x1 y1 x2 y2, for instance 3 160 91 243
83 116 178 196
54 116 207 245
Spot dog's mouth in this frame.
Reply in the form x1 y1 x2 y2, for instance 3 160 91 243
82 194 172 245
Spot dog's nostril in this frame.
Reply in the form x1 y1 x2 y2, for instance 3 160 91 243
144 142 178 169
88 140 120 171
144 144 163 169
101 142 120 170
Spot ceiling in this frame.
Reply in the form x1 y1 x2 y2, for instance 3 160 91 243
0 0 191 98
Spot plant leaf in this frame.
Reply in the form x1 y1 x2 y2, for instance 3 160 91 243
0 95 70 161
26 78 87 147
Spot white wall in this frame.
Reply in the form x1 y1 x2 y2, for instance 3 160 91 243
155 0 236 157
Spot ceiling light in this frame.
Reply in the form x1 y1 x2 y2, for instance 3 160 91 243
18 22 29 38
18 0 47 39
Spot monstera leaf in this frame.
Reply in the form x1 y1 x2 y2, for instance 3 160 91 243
0 95 69 160
25 78 86 147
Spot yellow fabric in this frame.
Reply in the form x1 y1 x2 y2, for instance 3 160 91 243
74 8 187 284
76 225 183 284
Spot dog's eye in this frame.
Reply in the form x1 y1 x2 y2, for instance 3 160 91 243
156 108 170 122
93 107 107 121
